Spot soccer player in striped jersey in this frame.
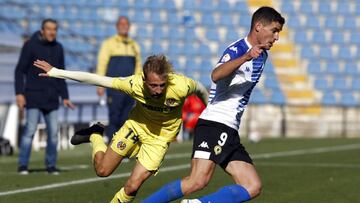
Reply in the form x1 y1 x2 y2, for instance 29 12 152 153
142 6 285 203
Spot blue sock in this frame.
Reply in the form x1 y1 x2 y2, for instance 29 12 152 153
141 179 183 203
199 184 251 203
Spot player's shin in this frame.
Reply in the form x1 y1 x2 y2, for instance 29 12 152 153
198 184 251 203
110 187 135 203
141 179 183 203
90 133 107 160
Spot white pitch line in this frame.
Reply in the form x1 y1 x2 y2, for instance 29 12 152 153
256 162 360 169
1 143 360 196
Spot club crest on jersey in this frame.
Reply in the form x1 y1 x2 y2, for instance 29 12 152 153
221 53 231 63
214 145 222 155
165 98 177 107
117 141 126 150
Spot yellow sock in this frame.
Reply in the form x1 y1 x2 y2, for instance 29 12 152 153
110 187 135 203
90 133 107 159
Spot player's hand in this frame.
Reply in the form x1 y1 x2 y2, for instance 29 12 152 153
33 60 53 76
245 44 267 60
16 94 26 111
63 99 76 109
97 87 105 97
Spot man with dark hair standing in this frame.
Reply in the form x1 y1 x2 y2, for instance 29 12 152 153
143 6 285 203
15 18 75 175
96 16 141 142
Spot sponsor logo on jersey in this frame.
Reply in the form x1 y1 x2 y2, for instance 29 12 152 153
198 141 209 149
141 103 176 113
245 66 250 72
165 98 177 107
214 145 222 155
117 141 127 150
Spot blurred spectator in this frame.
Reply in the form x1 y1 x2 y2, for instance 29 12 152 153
96 16 141 142
181 94 206 140
15 18 75 175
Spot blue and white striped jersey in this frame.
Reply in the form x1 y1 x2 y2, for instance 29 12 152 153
199 37 268 131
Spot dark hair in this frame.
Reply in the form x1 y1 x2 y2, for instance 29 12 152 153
250 6 285 30
41 18 58 30
117 16 130 25
143 54 173 79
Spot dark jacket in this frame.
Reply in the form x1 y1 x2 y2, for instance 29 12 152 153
14 31 69 111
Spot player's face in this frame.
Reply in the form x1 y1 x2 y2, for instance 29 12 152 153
41 22 57 42
256 21 282 50
116 17 130 36
144 72 167 99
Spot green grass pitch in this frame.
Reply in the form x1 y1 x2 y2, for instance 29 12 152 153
1 138 360 203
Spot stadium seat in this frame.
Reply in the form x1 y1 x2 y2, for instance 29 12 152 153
150 11 163 24
225 30 239 42
184 59 199 71
332 78 348 90
326 62 342 74
219 14 234 28
301 47 316 59
163 0 176 10
319 46 333 59
336 2 351 15
264 76 280 90
299 2 314 14
95 105 108 121
322 91 337 106
351 78 360 90
314 77 329 90
269 90 286 105
198 44 212 57
218 0 231 12
343 16 357 30
249 89 267 104
305 17 320 29
331 32 345 44
312 32 327 44
340 92 357 106
206 29 221 41
147 0 162 10
182 43 197 56
184 28 197 41
239 15 251 27
287 17 301 28
200 13 216 26
80 104 94 123
344 63 358 75
324 16 339 29
167 13 181 25
307 62 323 75
338 47 352 60
199 59 213 72
281 1 295 14
318 1 332 14
233 1 249 13
294 31 308 44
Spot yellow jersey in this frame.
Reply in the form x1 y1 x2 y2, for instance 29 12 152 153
112 72 198 142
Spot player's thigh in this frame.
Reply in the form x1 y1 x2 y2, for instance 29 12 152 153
98 147 124 174
136 139 169 172
225 160 261 187
110 122 140 158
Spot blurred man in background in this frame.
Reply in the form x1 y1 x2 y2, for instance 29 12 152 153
14 18 75 175
96 16 142 142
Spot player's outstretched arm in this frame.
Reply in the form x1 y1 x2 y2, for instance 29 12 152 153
34 60 113 88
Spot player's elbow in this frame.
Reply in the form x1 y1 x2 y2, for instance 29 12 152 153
210 71 219 83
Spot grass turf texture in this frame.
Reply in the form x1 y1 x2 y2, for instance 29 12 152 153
1 138 359 203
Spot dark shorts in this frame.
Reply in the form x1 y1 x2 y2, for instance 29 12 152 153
191 119 253 169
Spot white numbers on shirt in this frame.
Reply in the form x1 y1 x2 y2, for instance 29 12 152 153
218 132 228 146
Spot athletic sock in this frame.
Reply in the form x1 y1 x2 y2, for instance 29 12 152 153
110 187 135 203
199 184 251 203
90 133 107 159
141 179 183 203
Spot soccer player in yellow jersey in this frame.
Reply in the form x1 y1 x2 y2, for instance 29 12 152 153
33 55 208 203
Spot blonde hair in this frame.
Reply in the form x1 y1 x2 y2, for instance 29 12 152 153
143 54 173 79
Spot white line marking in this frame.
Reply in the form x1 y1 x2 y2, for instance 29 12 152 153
0 143 359 196
256 162 360 169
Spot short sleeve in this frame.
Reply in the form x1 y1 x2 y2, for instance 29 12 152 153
111 75 135 95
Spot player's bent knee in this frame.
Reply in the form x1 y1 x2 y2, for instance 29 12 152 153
95 166 112 177
246 181 262 198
